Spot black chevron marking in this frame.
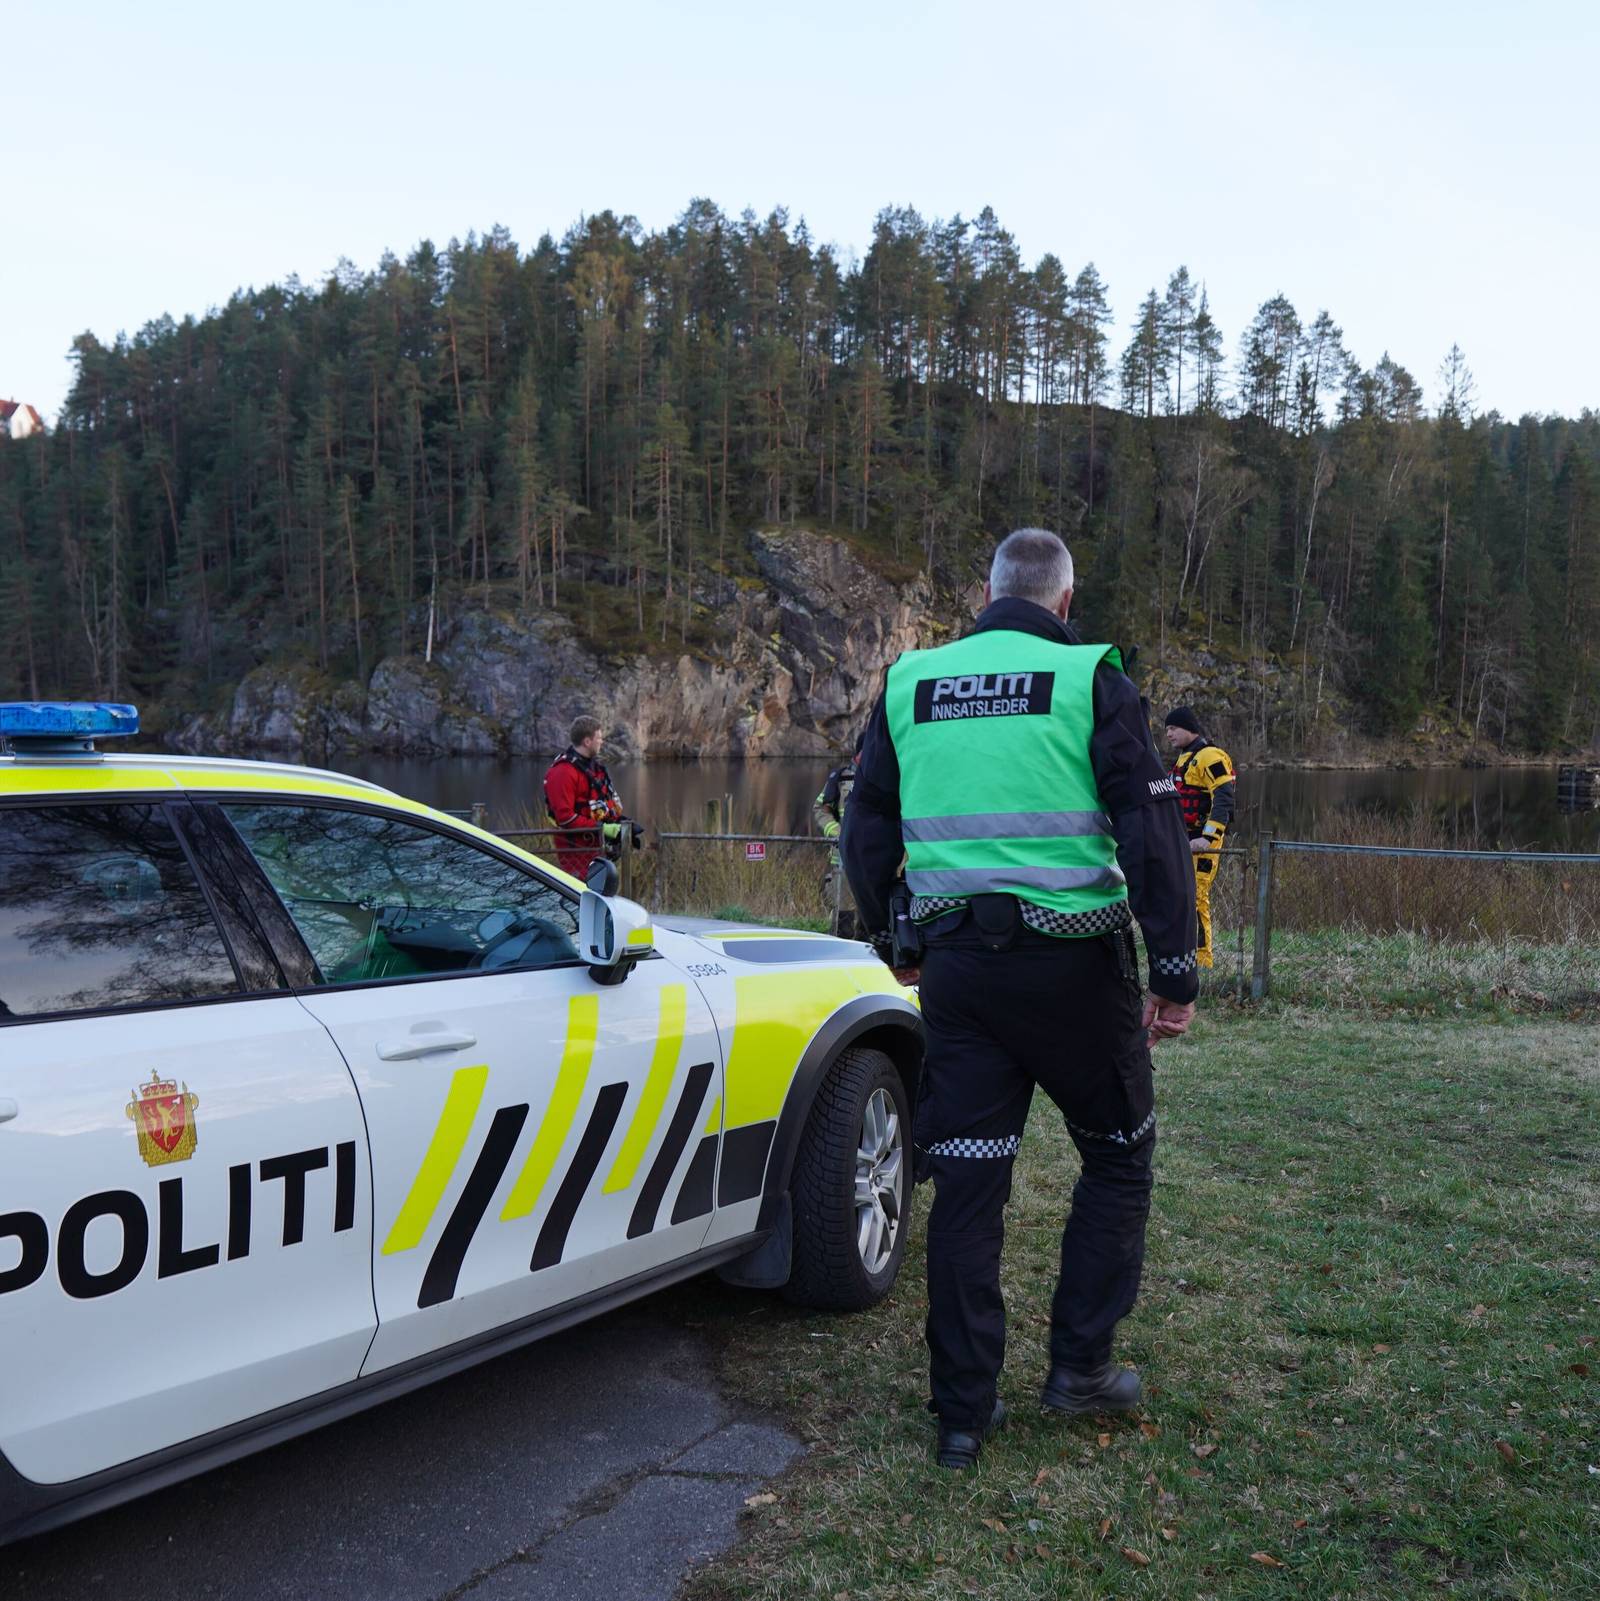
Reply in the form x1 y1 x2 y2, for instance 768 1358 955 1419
717 1120 776 1206
627 1061 715 1240
670 1135 719 1226
418 1103 529 1309
532 1082 630 1271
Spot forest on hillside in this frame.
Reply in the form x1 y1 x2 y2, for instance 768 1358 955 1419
1 200 1596 754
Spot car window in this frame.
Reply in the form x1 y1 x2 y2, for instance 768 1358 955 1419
0 804 240 1021
224 804 582 985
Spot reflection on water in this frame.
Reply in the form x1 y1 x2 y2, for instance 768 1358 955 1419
338 755 1600 854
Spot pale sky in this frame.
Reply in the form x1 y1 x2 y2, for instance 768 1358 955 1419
5 0 1597 423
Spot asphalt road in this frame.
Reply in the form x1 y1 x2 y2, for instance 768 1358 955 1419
2 1290 803 1601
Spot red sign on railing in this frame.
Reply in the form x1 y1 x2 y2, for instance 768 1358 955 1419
745 841 767 862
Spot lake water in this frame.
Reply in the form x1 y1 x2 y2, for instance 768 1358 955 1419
338 755 1600 854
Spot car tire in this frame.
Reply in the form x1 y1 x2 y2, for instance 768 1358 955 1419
782 1045 910 1311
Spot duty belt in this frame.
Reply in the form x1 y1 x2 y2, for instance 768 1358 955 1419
911 894 1132 939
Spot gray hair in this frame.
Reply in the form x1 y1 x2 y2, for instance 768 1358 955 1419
989 527 1074 608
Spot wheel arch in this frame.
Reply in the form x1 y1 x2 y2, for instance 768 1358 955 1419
754 991 922 1234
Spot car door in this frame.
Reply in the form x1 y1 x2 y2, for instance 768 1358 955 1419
0 799 375 1486
218 800 725 1374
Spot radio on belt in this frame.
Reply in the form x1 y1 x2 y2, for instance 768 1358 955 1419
0 701 140 756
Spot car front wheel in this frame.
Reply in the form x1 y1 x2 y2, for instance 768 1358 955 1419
783 1046 910 1310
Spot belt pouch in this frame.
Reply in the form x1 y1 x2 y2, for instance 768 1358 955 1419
969 893 1020 952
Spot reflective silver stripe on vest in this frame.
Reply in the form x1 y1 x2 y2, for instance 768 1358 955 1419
901 809 1112 844
905 864 1127 896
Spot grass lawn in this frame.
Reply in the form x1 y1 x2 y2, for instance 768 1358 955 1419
686 1008 1599 1601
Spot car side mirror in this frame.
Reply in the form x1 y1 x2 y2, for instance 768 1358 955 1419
579 891 654 984
585 857 619 897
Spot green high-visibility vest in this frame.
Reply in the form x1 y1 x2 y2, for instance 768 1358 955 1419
885 630 1127 920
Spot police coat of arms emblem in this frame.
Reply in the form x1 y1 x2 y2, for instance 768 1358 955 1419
125 1075 200 1166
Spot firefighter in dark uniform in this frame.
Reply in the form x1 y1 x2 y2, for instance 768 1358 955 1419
812 733 863 937
1163 707 1236 969
844 528 1198 1470
543 715 637 880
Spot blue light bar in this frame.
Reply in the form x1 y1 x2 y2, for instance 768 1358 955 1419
0 702 140 751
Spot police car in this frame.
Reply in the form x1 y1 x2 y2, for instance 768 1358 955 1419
0 704 919 1545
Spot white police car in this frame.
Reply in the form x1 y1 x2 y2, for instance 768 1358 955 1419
0 704 919 1544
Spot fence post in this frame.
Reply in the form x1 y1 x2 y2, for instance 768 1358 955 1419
619 823 634 902
1251 835 1275 1001
703 799 721 834
470 802 487 831
1235 853 1248 1002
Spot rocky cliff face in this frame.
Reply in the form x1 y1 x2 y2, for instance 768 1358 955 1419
172 529 952 763
169 526 1460 767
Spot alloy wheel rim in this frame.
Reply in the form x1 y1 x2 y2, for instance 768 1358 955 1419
854 1086 904 1274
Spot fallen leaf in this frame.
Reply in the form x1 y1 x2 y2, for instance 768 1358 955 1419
1192 1442 1218 1459
1098 1432 1113 1448
743 1492 778 1508
1467 1303 1488 1320
1004 1545 1019 1564
1032 1466 1050 1488
1140 1422 1161 1439
1372 1343 1392 1354
1160 1526 1177 1540
1569 1363 1591 1377
1293 1518 1309 1530
898 1513 914 1528
1494 1440 1517 1465
1318 1263 1333 1276
980 1517 1008 1534
1294 1428 1314 1439
1121 1547 1151 1567
1035 1544 1052 1559
1251 1552 1285 1568
1579 1336 1596 1348
1098 1517 1113 1540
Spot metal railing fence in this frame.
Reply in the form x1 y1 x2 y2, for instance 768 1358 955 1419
1251 837 1600 1009
465 803 1598 1012
651 832 840 931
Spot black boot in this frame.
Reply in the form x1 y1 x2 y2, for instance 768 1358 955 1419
935 1398 1008 1470
1041 1360 1141 1415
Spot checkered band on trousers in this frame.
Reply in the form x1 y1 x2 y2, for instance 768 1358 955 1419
926 1134 1023 1160
910 896 1134 938
1153 950 1198 977
1067 1107 1157 1147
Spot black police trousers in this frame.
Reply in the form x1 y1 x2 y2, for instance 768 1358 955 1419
916 930 1157 1430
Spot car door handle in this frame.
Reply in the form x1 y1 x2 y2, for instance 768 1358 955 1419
376 1031 478 1061
0 1099 17 1125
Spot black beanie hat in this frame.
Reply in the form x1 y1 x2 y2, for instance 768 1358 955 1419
1164 706 1202 734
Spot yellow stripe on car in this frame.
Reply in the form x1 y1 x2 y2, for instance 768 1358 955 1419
501 994 599 1220
0 765 177 794
723 968 863 1127
603 985 686 1193
625 926 654 947
381 1064 490 1254
703 1096 723 1135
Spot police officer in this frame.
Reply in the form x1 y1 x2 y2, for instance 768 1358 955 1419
813 733 863 937
1163 707 1236 969
844 528 1198 1470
